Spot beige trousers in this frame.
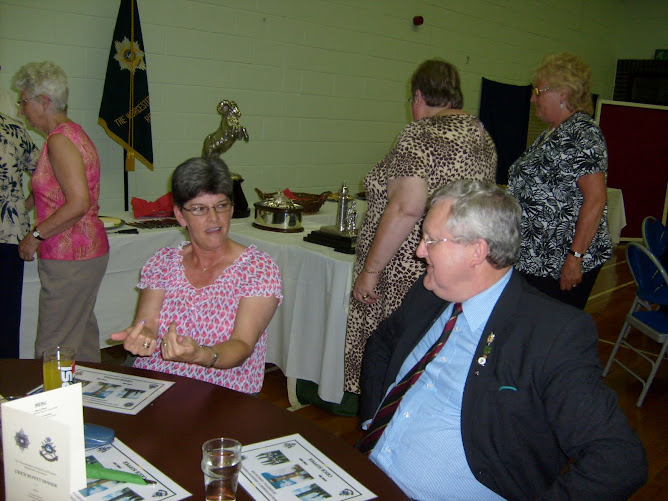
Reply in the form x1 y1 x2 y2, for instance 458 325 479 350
35 253 109 363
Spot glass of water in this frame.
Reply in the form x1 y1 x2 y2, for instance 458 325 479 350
201 438 242 501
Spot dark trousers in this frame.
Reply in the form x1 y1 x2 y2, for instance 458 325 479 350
520 265 603 310
0 243 24 358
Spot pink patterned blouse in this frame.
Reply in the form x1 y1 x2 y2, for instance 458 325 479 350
31 122 109 260
133 243 283 393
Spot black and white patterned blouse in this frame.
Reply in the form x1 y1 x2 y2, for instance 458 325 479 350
0 113 39 245
507 112 612 280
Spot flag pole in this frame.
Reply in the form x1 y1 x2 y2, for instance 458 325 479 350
123 150 129 211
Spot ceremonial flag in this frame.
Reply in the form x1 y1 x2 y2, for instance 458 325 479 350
98 0 153 171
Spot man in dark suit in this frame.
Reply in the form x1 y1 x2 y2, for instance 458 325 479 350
359 180 647 501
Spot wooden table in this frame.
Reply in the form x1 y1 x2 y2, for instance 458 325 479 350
0 360 408 500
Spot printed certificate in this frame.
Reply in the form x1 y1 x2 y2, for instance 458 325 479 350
71 438 191 501
239 434 376 501
30 366 174 415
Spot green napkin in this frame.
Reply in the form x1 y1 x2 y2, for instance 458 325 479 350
86 463 152 485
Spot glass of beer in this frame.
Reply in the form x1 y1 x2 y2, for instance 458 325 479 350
42 346 76 391
201 438 242 501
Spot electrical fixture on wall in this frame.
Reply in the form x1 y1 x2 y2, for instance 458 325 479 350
413 16 424 26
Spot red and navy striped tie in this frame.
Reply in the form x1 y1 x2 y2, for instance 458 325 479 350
358 302 463 455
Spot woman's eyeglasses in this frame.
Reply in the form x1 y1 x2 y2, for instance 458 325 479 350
532 86 551 97
182 202 233 216
17 95 40 107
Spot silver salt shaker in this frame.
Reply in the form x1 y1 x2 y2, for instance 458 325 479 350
336 182 350 232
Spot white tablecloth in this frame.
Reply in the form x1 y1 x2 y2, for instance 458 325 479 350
20 201 358 403
606 187 626 244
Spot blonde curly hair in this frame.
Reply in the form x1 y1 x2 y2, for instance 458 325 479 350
533 52 593 115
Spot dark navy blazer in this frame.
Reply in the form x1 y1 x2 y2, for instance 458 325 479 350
360 271 647 501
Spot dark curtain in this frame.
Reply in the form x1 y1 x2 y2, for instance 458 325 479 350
479 78 532 184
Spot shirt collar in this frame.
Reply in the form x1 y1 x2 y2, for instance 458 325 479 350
460 268 513 332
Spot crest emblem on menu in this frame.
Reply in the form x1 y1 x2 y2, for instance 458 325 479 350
13 429 30 451
39 437 59 462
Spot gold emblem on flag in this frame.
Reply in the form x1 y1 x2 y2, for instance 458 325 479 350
113 36 146 73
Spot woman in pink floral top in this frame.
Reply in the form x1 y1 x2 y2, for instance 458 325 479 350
14 61 109 363
112 157 282 393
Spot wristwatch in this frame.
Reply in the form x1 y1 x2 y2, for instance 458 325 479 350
32 227 45 241
568 248 583 259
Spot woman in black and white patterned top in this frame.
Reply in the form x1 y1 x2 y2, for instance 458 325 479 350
507 53 612 309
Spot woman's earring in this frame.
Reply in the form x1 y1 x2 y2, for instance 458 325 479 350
560 102 565 109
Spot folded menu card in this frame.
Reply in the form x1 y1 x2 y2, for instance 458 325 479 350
2 383 86 501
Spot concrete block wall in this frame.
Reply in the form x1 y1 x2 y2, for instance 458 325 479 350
0 0 661 211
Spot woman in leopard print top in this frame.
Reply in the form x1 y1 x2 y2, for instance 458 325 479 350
344 59 497 396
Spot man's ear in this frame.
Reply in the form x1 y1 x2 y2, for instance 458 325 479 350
470 238 490 267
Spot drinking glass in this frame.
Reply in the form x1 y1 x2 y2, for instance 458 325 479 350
42 346 75 391
201 438 242 501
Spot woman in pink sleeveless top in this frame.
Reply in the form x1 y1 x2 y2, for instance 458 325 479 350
15 61 109 363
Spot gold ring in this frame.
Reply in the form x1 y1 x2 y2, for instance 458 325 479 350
142 341 151 349
362 294 369 299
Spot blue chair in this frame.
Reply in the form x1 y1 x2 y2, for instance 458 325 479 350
641 216 668 261
603 242 668 406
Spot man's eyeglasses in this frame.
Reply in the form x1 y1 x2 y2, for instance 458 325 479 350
422 236 457 246
181 202 233 216
17 95 40 107
532 86 551 97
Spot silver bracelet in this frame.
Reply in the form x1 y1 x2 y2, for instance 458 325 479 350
200 344 219 368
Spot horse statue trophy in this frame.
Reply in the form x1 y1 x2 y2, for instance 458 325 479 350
202 100 250 217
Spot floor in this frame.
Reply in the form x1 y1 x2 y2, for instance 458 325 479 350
101 245 667 500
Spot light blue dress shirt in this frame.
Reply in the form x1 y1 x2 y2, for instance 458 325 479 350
369 270 512 501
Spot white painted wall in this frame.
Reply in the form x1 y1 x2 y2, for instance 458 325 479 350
0 0 662 211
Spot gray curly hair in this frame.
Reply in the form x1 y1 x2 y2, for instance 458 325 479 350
13 61 69 113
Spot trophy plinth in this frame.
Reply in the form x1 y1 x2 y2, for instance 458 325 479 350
303 182 358 254
303 225 356 254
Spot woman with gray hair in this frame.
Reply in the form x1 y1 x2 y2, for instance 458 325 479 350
14 60 109 362
111 157 282 394
507 52 611 309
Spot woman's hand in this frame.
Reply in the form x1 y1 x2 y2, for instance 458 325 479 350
110 319 158 356
560 254 583 290
160 322 201 363
353 270 381 304
18 233 40 261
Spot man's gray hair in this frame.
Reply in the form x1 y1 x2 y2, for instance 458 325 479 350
13 61 69 113
430 179 521 269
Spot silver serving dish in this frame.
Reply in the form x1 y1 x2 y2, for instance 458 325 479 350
252 196 304 233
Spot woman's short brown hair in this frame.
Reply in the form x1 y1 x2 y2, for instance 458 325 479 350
534 52 593 115
411 59 463 109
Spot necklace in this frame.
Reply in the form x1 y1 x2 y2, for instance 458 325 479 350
200 255 226 272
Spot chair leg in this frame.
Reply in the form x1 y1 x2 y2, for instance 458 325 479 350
636 338 668 407
603 322 631 377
